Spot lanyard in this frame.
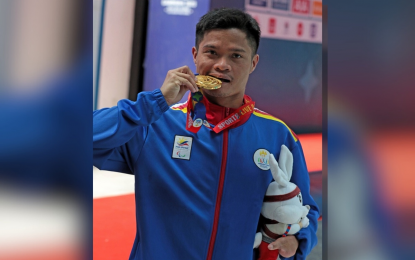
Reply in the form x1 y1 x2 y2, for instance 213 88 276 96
185 91 255 134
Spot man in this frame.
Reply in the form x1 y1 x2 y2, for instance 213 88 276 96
93 8 318 260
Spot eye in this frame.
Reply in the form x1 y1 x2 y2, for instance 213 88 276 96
232 53 242 58
206 50 216 55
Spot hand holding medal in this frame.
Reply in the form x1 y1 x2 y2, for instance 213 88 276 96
160 66 199 106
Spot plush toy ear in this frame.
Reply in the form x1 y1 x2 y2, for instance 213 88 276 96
278 145 294 181
269 153 288 187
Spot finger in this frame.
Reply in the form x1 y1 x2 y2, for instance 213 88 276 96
272 236 298 258
279 249 291 258
176 72 198 93
178 66 197 82
177 72 197 90
176 65 192 74
182 66 197 81
169 66 197 92
279 248 295 258
176 66 197 83
268 238 282 250
173 75 196 93
269 240 289 257
175 66 196 78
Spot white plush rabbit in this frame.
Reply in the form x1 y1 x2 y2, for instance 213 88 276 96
253 145 310 260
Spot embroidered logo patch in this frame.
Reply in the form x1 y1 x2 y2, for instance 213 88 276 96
172 135 193 160
253 149 270 170
193 118 203 127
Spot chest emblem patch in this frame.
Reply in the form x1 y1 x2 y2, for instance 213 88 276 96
172 135 193 160
253 148 271 170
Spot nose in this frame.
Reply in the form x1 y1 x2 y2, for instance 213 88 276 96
213 57 231 72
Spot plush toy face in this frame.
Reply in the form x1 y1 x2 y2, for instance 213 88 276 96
261 184 309 224
261 145 310 226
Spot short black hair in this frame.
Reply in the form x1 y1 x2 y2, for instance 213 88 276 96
195 8 261 56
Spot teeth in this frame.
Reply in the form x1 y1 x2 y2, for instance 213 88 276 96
217 77 230 82
210 75 229 83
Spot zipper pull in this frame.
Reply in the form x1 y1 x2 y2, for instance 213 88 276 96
225 108 230 117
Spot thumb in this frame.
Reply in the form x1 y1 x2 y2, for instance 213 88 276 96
268 238 282 250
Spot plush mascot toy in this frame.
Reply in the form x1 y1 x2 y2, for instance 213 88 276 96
253 145 310 260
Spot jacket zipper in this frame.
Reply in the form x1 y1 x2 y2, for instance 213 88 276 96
206 108 230 260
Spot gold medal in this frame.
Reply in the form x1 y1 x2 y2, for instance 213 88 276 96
195 75 222 90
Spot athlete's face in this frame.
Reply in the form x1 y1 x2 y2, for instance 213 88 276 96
192 28 259 107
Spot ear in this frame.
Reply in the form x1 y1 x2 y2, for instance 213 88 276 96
249 54 259 74
278 145 294 180
269 153 288 187
192 47 198 65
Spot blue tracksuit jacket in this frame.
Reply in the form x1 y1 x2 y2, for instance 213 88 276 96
93 89 319 260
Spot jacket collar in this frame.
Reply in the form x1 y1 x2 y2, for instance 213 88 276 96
200 94 254 129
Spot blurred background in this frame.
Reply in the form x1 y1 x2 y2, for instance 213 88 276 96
325 0 415 259
0 0 92 259
1 0 414 259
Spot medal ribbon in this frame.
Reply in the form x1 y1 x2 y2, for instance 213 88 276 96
185 91 206 133
185 92 255 134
